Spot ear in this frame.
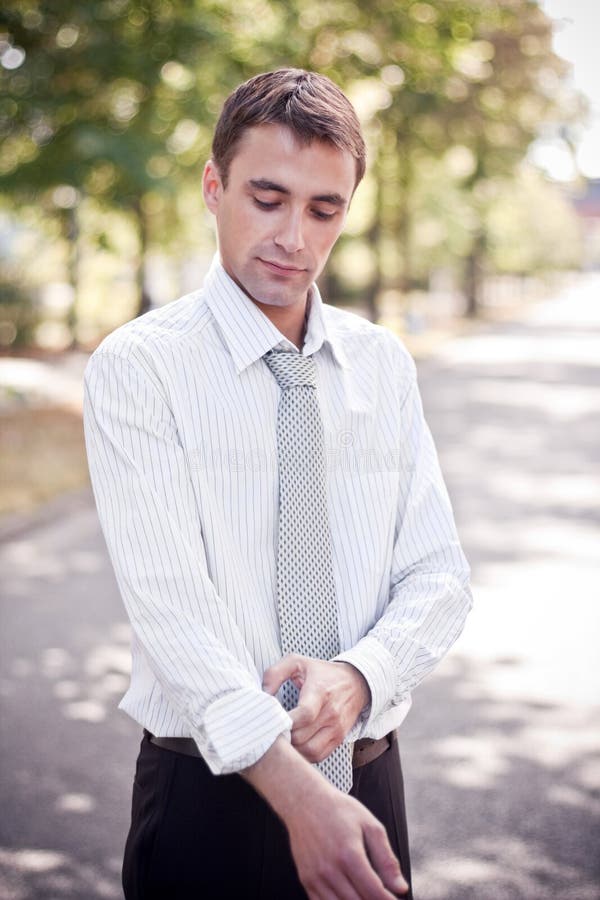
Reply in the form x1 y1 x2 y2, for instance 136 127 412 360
202 159 223 213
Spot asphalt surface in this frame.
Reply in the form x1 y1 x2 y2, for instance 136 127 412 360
1 276 599 900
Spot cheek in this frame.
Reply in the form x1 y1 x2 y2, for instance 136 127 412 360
220 207 260 253
239 208 274 245
312 225 343 258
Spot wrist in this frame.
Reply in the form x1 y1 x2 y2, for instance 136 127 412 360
241 735 333 822
333 660 371 712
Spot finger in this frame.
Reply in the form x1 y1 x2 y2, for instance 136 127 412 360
262 654 305 695
322 873 363 900
289 718 320 746
292 721 336 749
363 823 409 896
306 870 362 900
315 887 344 900
292 724 340 763
289 685 324 730
335 845 398 900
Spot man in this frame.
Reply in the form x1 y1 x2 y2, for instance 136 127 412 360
84 69 472 900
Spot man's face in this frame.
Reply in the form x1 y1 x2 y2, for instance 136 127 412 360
202 124 356 310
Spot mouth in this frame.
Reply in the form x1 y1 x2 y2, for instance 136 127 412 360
258 258 306 276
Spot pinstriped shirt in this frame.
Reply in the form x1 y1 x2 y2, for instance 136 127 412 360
83 255 472 776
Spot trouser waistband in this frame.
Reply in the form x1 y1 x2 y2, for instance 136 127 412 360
144 729 395 769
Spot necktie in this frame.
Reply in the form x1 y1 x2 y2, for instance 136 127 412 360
263 347 354 792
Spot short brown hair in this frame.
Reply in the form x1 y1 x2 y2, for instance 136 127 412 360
212 68 366 189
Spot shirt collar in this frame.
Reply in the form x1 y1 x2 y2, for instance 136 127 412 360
202 255 350 374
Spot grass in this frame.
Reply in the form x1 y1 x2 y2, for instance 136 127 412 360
0 405 90 518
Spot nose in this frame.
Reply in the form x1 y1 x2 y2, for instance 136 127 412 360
274 210 304 254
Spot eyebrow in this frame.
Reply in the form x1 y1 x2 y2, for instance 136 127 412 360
248 179 347 207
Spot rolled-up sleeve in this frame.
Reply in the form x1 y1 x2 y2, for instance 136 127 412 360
83 347 291 774
335 346 472 733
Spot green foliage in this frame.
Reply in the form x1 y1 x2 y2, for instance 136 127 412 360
486 165 583 273
1 1 230 213
0 0 586 334
0 277 38 346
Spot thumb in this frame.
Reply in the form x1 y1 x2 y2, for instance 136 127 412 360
363 823 409 896
262 654 304 695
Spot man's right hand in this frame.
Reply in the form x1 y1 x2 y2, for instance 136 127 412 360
242 736 409 899
286 781 409 899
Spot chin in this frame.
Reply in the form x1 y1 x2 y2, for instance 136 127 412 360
254 287 302 308
243 273 310 308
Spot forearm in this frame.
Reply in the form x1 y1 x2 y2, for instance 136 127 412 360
336 567 472 726
335 354 472 727
242 735 410 898
84 348 292 772
241 735 333 820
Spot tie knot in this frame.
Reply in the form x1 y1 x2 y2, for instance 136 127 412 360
263 349 317 390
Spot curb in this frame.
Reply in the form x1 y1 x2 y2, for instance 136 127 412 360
0 485 95 543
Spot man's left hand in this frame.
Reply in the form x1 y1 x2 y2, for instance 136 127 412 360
262 655 371 764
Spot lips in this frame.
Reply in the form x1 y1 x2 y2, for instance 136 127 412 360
258 258 305 275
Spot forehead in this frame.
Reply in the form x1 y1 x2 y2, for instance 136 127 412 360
226 124 356 198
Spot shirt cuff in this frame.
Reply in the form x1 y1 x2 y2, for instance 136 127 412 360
190 687 292 775
333 635 397 728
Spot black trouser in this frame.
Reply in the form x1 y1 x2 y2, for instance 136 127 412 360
122 730 413 899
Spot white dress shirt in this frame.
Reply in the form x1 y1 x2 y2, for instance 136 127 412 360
83 256 472 776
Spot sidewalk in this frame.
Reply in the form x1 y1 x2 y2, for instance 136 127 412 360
0 292 529 521
402 272 600 899
0 350 89 414
1 276 599 899
0 351 90 518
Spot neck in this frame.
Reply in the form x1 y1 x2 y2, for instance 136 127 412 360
253 297 309 351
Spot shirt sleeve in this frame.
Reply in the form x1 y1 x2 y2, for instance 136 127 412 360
83 346 291 774
334 345 472 733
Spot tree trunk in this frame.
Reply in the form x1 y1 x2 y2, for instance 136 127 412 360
317 266 342 305
133 199 152 317
397 206 411 298
363 218 382 323
464 229 486 318
363 155 386 324
394 139 413 317
64 205 80 348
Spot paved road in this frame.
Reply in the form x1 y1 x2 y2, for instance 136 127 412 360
1 277 599 899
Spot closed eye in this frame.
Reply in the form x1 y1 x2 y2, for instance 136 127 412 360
253 197 336 220
253 198 280 210
312 209 336 220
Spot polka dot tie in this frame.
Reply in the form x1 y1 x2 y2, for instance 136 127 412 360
263 348 354 793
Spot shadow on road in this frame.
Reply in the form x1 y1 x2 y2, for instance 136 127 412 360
1 280 599 899
1 496 138 899
403 653 600 900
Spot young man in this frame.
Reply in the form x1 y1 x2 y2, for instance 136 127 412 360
84 69 472 900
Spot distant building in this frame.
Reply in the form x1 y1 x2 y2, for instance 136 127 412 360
570 178 600 269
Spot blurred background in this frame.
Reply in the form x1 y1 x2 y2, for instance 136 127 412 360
1 1 598 898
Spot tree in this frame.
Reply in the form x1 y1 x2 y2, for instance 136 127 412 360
0 0 585 340
257 0 582 317
0 0 228 330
